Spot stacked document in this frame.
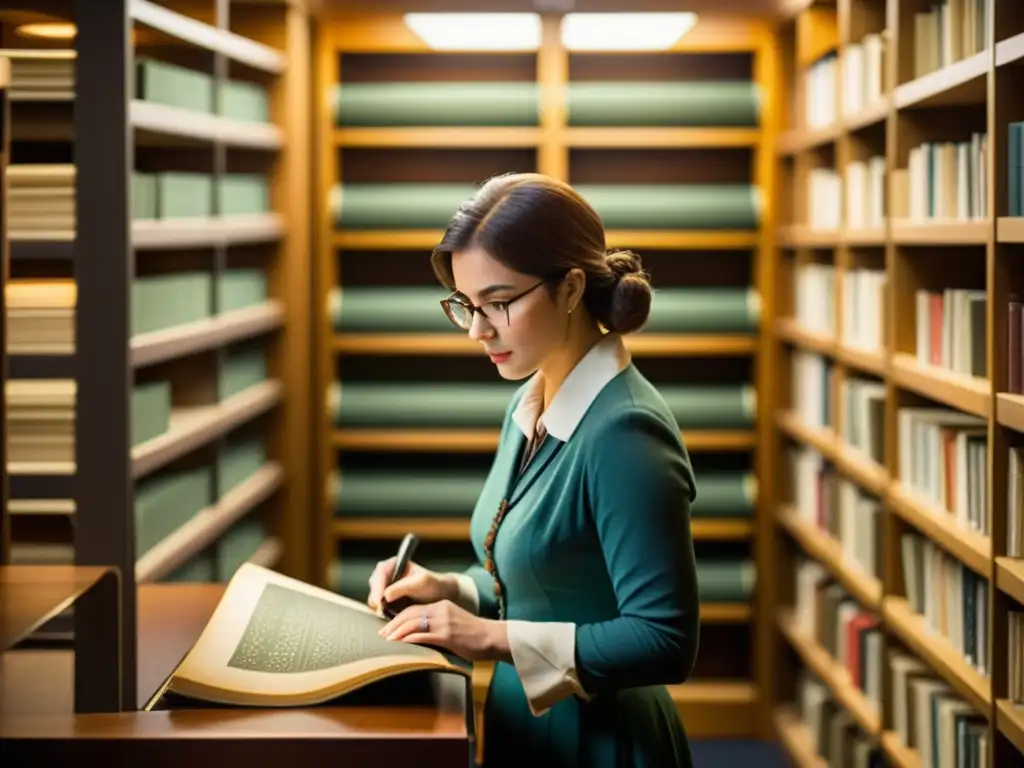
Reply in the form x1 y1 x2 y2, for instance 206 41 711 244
1 49 74 100
7 378 75 467
8 163 75 240
6 278 75 354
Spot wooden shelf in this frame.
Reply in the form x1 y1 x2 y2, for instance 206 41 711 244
604 230 760 250
565 127 760 148
135 463 284 582
776 225 840 248
132 214 284 249
997 700 1024 755
331 333 759 357
131 380 283 478
702 603 752 623
997 393 1024 432
834 344 885 377
890 219 990 244
996 557 1024 606
893 51 989 109
777 506 882 608
996 31 1024 67
997 217 1024 243
832 441 888 497
839 227 886 246
333 127 540 148
334 517 469 540
0 566 115 649
331 229 760 251
777 122 841 155
844 99 890 133
331 429 756 453
130 301 283 368
775 318 836 355
889 353 990 418
774 706 828 768
331 515 754 542
775 411 837 455
883 597 990 714
129 0 286 73
881 731 923 768
778 611 881 735
887 482 991 577
132 100 283 149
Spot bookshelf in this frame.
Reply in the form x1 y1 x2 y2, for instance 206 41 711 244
0 0 313 712
771 0 1024 764
314 9 780 744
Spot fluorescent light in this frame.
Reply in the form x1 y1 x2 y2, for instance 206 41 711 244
561 13 698 51
403 13 541 51
16 22 77 40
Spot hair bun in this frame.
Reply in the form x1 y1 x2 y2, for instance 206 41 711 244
601 249 652 334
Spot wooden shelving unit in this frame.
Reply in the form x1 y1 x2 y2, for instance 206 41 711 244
314 8 778 745
0 0 313 713
770 0 1024 765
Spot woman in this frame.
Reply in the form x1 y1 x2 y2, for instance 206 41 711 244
367 172 700 767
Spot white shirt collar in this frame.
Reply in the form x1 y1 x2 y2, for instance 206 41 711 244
511 333 631 443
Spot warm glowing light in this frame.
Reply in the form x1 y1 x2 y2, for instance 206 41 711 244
403 13 541 51
16 22 77 40
560 13 698 51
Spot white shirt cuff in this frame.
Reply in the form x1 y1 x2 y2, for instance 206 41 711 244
446 572 480 614
506 620 592 716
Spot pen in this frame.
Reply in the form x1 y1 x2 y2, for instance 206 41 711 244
381 532 420 618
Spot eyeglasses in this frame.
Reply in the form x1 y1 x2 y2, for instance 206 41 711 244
441 280 547 330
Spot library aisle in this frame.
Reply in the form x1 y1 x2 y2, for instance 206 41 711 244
0 0 1022 767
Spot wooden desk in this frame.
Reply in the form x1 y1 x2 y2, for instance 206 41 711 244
0 565 121 713
0 583 475 766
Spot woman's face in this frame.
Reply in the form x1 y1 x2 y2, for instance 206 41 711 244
448 245 565 381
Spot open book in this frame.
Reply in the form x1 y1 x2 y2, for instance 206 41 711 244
148 562 471 708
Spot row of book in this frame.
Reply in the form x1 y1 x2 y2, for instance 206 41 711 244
914 288 986 380
897 134 989 223
807 167 842 232
791 446 882 582
803 53 838 132
6 278 75 355
844 156 885 232
841 268 886 355
841 33 886 119
794 263 836 338
793 557 882 709
911 0 993 81
792 670 883 767
3 49 74 101
9 163 73 240
1005 446 1024 557
900 529 990 677
1010 610 1024 704
897 406 989 539
791 350 835 431
136 55 270 123
889 644 989 767
840 376 885 468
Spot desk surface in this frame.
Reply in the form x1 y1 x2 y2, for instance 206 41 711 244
0 565 115 650
1 581 473 763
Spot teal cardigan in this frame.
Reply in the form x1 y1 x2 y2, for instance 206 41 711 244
463 361 700 767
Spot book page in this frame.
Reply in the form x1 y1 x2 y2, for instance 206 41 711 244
172 563 466 703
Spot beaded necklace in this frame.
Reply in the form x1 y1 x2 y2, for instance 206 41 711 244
483 421 549 619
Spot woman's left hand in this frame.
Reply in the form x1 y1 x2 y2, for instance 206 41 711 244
378 599 510 662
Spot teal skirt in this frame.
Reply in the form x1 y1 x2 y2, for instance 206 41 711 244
481 661 694 768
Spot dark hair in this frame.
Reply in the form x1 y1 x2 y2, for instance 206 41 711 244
430 172 653 335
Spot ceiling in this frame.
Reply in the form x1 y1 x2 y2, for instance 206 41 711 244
325 0 791 18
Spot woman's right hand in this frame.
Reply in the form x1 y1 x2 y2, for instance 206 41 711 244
366 557 457 615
